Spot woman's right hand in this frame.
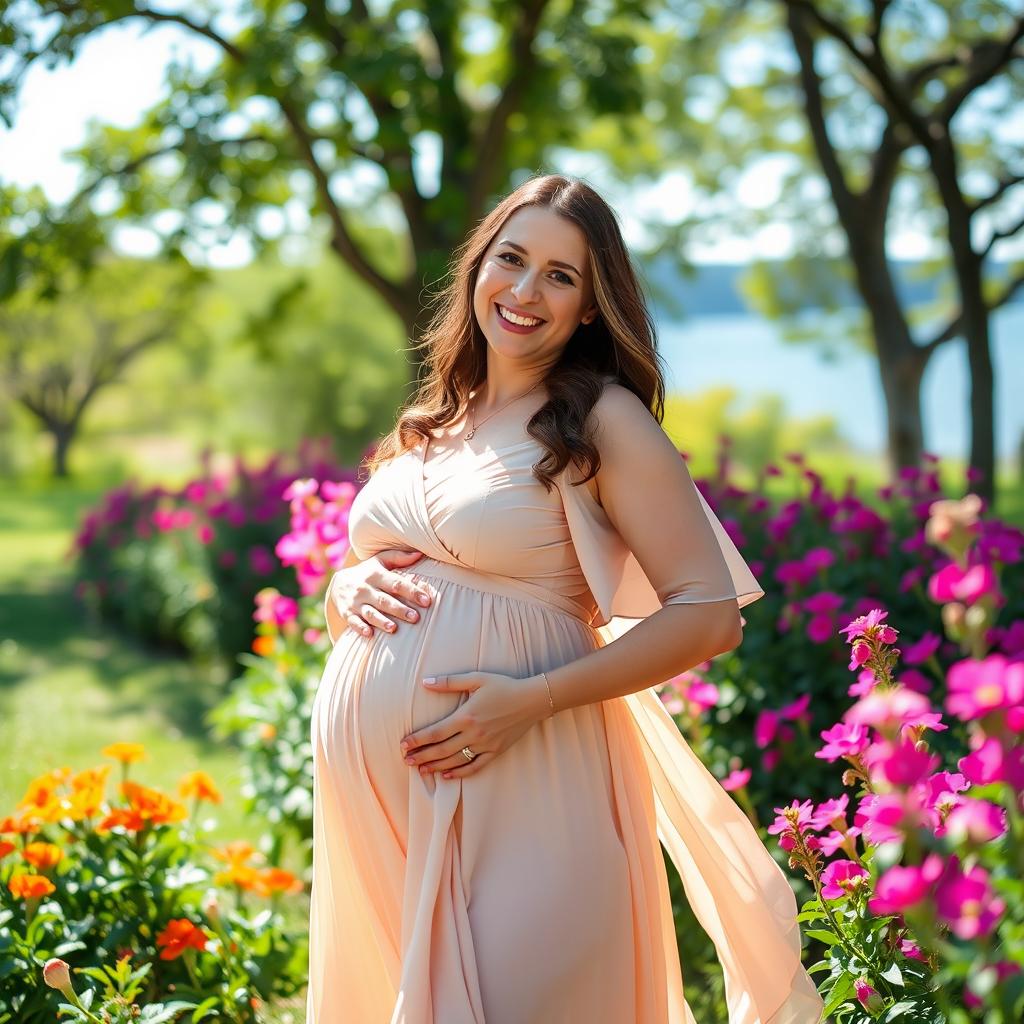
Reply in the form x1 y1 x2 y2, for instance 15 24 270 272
330 548 433 637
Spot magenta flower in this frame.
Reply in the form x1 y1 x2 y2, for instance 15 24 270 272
820 860 868 900
934 860 1005 940
803 547 836 572
779 693 812 724
754 709 779 749
943 798 1007 844
854 979 884 1014
945 654 1024 722
899 939 926 962
839 608 897 644
864 739 939 788
959 735 1024 788
809 795 848 830
816 722 870 762
897 669 932 695
902 632 941 665
819 827 860 857
928 561 1000 606
720 768 751 792
767 799 815 837
845 686 944 734
868 854 943 914
806 614 835 644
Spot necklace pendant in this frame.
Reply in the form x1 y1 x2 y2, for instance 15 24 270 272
464 428 476 440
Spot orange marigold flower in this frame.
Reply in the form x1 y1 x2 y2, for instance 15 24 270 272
177 770 222 804
155 918 208 960
9 873 56 900
0 811 42 836
258 722 277 742
214 863 266 893
96 806 146 834
211 840 257 866
119 781 187 826
17 769 70 812
22 842 63 871
258 867 303 895
251 635 275 657
0 840 16 859
101 743 147 764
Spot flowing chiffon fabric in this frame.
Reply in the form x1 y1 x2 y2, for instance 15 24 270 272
307 385 822 1024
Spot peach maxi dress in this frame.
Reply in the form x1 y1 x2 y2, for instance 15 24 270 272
308 386 823 1024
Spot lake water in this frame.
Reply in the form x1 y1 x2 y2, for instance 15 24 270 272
657 304 1023 465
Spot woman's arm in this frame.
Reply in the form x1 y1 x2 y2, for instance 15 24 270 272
532 385 744 716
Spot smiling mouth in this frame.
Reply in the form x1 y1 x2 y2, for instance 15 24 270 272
495 303 545 328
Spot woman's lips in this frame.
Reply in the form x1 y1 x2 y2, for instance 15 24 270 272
494 302 545 334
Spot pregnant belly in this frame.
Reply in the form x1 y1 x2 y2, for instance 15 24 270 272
314 562 599 796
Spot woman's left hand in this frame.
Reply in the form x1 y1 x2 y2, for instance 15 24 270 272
400 671 551 779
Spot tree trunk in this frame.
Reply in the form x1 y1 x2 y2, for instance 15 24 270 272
53 424 73 479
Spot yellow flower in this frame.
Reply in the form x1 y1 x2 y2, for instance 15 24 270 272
177 770 222 804
101 743 147 765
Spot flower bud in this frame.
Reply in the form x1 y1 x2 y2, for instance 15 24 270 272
854 978 884 1015
42 958 73 997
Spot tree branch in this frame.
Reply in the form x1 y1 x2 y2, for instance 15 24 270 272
938 16 1024 125
969 171 1024 215
466 0 551 224
990 268 1024 312
981 209 1024 259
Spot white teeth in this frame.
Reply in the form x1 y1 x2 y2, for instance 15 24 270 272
498 304 542 327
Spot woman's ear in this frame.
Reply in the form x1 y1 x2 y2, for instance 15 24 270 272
581 304 599 325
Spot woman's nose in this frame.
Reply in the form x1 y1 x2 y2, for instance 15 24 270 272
511 271 540 303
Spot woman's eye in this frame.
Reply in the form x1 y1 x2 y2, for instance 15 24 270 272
496 252 573 286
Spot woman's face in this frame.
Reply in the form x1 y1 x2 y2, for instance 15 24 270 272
472 205 598 372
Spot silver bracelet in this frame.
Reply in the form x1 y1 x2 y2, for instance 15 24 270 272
540 670 555 717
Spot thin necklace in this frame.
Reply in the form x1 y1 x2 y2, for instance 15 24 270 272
463 381 543 440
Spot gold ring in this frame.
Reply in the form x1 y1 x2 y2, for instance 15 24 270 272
461 746 476 761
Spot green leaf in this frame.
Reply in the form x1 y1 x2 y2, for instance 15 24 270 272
805 929 841 946
880 961 904 987
822 973 856 1017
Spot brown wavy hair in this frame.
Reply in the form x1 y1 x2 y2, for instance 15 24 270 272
365 173 667 492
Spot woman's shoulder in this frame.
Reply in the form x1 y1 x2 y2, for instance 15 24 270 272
590 379 658 439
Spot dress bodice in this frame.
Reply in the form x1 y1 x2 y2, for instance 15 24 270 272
346 400 600 621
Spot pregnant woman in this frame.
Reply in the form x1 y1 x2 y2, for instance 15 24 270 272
307 174 822 1023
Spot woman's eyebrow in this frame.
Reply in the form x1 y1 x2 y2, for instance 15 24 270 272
496 238 581 277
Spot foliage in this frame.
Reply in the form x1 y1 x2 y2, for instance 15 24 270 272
0 747 307 1024
664 441 1023 820
766 494 1024 1021
70 440 358 676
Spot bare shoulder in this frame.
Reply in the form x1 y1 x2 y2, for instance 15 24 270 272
591 382 663 449
587 382 668 505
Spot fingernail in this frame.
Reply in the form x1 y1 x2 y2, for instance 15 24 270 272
418 594 431 606
400 741 409 753
407 609 418 621
423 677 436 686
404 757 415 765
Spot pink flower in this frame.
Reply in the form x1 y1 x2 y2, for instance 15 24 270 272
845 687 943 733
857 792 932 846
761 748 781 772
928 561 1000 606
899 939 926 962
946 654 1024 722
903 632 941 665
803 591 844 615
684 680 720 712
864 740 939 787
754 710 779 749
820 860 868 900
959 735 1024 788
768 799 815 837
934 861 1005 940
720 768 751 792
854 979 884 1014
839 608 896 643
868 854 943 914
810 795 848 830
806 614 835 644
816 722 870 762
943 798 1007 844
779 693 812 724
804 547 836 572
